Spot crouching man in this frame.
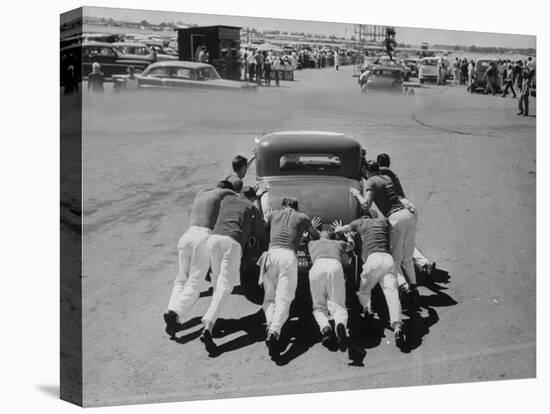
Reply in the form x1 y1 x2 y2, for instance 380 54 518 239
260 197 321 360
308 229 355 351
200 186 259 354
333 213 405 348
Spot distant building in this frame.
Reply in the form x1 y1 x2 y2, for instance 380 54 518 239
175 25 242 81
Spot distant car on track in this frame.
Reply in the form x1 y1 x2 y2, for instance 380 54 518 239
113 61 258 91
360 66 412 94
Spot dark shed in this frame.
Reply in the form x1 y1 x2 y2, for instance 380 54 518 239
175 25 242 80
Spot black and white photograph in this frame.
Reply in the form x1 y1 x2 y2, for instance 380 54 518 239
56 1 540 409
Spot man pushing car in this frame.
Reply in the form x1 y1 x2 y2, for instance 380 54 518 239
259 197 321 360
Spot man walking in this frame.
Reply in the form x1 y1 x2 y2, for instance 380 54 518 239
351 160 419 304
260 197 321 360
307 229 355 351
517 72 531 117
501 63 516 98
163 181 236 338
333 214 404 347
247 51 256 82
87 62 105 93
483 62 498 95
264 52 272 87
200 187 260 353
255 50 264 86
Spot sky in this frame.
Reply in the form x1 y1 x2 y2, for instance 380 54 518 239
85 6 535 49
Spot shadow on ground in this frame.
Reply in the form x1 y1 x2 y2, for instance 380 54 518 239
168 266 457 366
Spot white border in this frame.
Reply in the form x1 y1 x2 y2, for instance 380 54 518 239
1 1 546 413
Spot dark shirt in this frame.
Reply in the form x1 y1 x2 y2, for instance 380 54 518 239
212 194 256 248
87 72 105 92
485 66 496 78
349 217 391 261
308 239 347 263
189 188 235 229
267 208 313 251
364 174 404 217
378 167 405 198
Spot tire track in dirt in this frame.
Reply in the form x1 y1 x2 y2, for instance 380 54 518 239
411 114 498 137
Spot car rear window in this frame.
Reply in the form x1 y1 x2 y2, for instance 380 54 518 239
279 153 341 172
422 60 438 66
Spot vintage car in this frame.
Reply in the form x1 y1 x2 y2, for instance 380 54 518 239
360 66 412 94
403 58 419 78
113 61 258 91
112 42 157 63
368 57 412 81
239 131 366 304
61 41 153 80
418 56 449 84
470 58 502 93
143 42 179 61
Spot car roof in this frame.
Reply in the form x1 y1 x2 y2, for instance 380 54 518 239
373 66 403 72
113 42 149 47
145 60 212 70
81 41 118 47
255 131 363 179
61 41 117 52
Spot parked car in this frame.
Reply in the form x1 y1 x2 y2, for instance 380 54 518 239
61 41 152 79
113 61 258 91
239 131 366 303
142 41 179 61
360 66 412 94
470 58 502 93
112 42 157 63
418 57 449 84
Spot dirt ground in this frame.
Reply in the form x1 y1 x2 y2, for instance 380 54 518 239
77 65 536 406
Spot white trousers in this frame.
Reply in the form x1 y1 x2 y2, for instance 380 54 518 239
357 252 402 325
309 258 348 332
202 234 242 327
389 208 417 285
167 226 211 321
262 247 298 335
399 199 431 275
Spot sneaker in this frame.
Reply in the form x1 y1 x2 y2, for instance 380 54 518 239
336 323 348 352
163 311 178 338
266 331 280 360
517 111 523 116
200 329 217 355
393 323 406 348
